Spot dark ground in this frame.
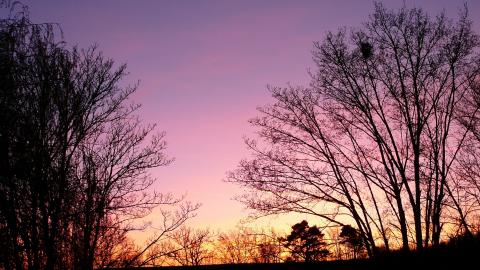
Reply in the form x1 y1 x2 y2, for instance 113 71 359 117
115 252 474 270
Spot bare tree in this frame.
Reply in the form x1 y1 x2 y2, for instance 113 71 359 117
254 229 285 263
228 86 388 256
213 226 285 264
229 3 480 254
101 202 199 268
0 3 198 269
452 77 480 235
312 3 479 249
325 227 346 260
162 226 213 266
215 227 260 264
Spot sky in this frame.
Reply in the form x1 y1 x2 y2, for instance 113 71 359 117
14 0 480 239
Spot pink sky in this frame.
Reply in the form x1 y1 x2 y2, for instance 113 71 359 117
21 0 480 235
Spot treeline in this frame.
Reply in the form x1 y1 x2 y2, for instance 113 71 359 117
106 222 480 267
112 221 368 267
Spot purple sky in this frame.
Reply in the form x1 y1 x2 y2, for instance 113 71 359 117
18 0 480 234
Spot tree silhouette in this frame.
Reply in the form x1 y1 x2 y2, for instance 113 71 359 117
229 3 480 255
339 225 365 259
0 3 197 269
166 226 213 266
281 220 329 262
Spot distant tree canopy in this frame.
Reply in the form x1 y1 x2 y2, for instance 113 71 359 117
0 3 197 270
229 2 480 256
281 220 329 262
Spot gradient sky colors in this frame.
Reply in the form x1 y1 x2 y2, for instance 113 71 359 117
18 0 480 237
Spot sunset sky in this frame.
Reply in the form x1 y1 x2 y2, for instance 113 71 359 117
19 0 480 237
